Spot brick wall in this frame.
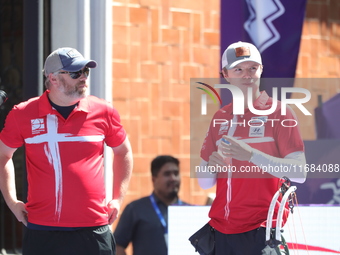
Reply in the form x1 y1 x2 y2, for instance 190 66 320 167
111 0 220 235
111 1 220 253
296 0 340 78
295 0 340 140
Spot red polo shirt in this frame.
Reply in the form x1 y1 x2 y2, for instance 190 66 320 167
0 91 126 227
201 91 304 234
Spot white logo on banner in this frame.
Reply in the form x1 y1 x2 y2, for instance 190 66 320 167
244 0 285 53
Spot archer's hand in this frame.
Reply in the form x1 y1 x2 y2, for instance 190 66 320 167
208 151 226 167
107 199 121 225
10 201 28 226
220 136 253 161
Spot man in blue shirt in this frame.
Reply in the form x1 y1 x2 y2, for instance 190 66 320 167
114 155 187 255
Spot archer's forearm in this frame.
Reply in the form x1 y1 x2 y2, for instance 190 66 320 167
112 138 133 204
0 159 19 210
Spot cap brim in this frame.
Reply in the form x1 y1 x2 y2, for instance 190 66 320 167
63 59 97 72
226 58 262 69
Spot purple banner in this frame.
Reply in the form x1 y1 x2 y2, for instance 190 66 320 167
220 0 307 100
295 140 340 205
315 93 340 139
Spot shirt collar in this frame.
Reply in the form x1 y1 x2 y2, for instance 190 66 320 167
38 90 90 117
253 90 271 109
223 90 271 115
151 192 179 206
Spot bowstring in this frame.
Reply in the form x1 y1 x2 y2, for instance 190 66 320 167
292 192 310 255
283 180 310 255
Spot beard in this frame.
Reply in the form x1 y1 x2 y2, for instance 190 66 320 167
167 190 178 200
59 76 87 98
166 182 180 200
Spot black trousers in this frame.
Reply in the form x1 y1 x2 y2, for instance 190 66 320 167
214 227 267 255
23 225 116 255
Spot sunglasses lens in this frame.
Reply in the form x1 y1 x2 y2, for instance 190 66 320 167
83 67 90 77
69 67 90 79
69 72 81 79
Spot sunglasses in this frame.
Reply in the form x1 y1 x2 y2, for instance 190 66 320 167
58 67 90 79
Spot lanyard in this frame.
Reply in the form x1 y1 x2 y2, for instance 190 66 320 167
149 194 167 234
149 193 184 234
175 199 183 205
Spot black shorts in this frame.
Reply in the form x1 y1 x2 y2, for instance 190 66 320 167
23 225 116 255
214 227 267 255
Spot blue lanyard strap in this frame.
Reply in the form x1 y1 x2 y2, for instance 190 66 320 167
175 199 183 205
149 194 167 234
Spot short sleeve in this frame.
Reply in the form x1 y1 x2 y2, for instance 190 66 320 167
200 113 220 161
104 104 127 148
0 106 24 148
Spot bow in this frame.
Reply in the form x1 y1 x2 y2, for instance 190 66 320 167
265 177 297 254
